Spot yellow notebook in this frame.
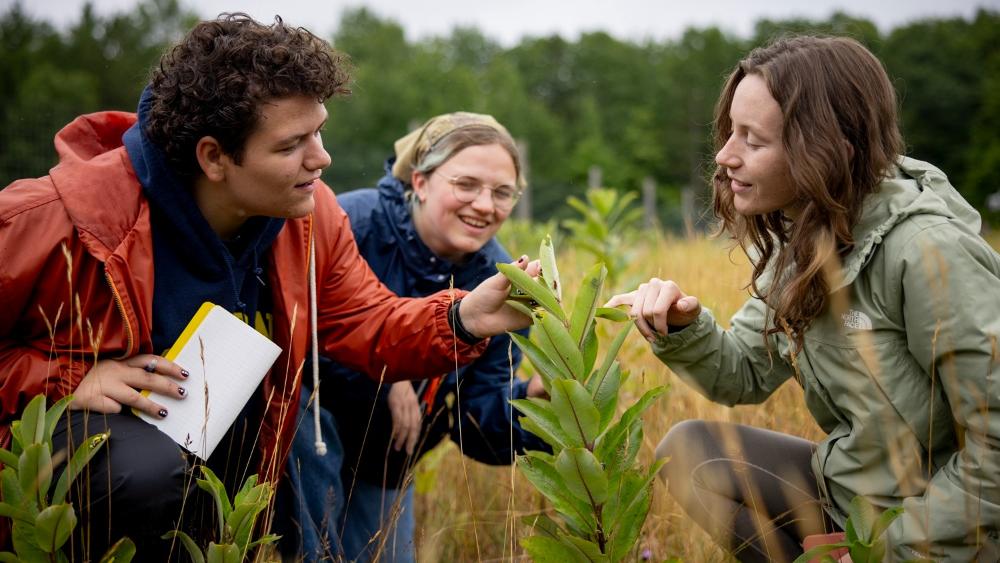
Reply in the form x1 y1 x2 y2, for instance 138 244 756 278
137 302 281 459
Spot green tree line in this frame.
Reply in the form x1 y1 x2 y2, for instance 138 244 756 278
2 0 998 227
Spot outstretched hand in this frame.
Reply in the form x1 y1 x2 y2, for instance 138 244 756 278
458 255 541 339
605 278 701 341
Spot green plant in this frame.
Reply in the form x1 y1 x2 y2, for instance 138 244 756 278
0 394 136 562
499 236 667 562
560 187 642 287
793 496 932 563
163 466 278 563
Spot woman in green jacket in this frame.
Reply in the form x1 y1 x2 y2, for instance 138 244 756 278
608 36 1000 561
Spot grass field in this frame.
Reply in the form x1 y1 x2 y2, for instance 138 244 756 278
401 228 1000 562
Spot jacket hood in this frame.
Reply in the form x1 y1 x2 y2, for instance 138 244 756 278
838 156 982 290
372 157 496 290
48 111 142 259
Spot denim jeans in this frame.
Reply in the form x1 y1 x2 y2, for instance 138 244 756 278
283 389 345 561
340 478 415 563
284 388 416 562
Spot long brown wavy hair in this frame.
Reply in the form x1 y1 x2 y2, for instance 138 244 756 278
712 36 903 347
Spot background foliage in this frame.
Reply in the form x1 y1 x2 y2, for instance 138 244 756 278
2 0 998 227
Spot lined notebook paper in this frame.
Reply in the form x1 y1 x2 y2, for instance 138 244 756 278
137 302 282 459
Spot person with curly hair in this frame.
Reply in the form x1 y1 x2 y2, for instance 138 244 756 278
0 14 537 558
608 35 1000 561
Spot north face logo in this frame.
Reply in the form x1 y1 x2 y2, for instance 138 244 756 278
842 309 873 330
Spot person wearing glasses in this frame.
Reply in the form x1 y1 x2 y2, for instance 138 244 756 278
282 112 547 562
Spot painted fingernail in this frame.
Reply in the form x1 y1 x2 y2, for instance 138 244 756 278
518 255 527 263
178 387 186 397
180 369 190 378
158 409 168 418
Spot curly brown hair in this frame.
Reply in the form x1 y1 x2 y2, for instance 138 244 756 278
145 13 352 179
712 36 903 347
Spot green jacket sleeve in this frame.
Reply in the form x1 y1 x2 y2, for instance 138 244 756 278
650 298 795 406
885 220 1000 560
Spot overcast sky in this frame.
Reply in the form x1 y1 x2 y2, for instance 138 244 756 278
8 0 998 45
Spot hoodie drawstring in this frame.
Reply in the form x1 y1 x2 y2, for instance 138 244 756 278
309 231 327 455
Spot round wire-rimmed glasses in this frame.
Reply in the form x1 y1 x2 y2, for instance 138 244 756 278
443 175 522 211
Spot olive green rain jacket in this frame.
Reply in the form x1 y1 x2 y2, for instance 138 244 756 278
653 157 1000 561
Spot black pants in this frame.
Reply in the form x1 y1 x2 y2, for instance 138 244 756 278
656 420 840 563
51 409 260 561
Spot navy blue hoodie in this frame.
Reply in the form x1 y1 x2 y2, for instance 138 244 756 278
122 87 285 354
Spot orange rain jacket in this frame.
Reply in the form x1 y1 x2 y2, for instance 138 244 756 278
0 111 486 481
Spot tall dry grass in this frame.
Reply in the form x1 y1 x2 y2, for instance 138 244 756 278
408 229 1000 562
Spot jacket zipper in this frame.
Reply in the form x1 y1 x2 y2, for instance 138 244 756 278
105 270 134 359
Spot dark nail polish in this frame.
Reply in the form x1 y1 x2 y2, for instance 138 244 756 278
158 409 168 418
178 387 186 397
180 369 190 378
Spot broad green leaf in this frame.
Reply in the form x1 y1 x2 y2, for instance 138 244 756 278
51 431 108 505
9 421 23 455
504 298 534 318
581 324 598 378
521 535 586 563
0 468 26 514
206 542 240 563
520 512 564 540
19 443 52 504
510 398 573 449
591 362 621 429
594 307 629 323
162 530 205 563
43 395 74 447
602 469 644 528
197 466 233 537
847 496 877 543
848 543 872 563
598 418 643 482
539 235 562 303
518 453 595 533
870 505 903 541
497 263 566 322
20 395 47 446
555 448 608 506
604 469 656 562
229 502 265 556
595 386 666 460
0 552 20 563
511 332 570 386
0 448 18 468
0 502 31 523
587 324 632 388
550 380 601 448
11 519 48 561
537 311 584 379
34 503 76 553
98 537 137 563
558 534 608 562
234 474 259 502
570 263 606 345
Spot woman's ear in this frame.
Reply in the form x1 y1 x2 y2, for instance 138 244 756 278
195 136 228 182
411 170 429 203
